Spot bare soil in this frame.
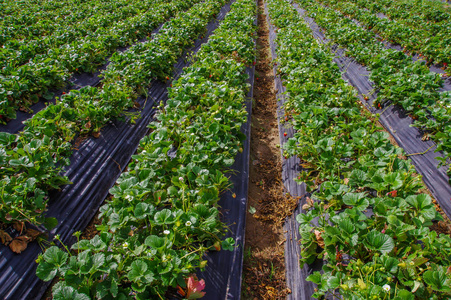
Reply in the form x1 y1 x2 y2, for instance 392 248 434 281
241 1 297 298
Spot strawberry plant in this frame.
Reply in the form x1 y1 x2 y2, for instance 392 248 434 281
36 0 256 298
298 0 451 177
0 0 229 228
316 0 451 67
266 0 451 298
0 0 201 122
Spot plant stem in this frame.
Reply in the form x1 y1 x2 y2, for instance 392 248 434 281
406 144 434 157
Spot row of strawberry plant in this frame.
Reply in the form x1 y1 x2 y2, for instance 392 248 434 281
0 0 197 122
315 0 451 67
351 0 451 23
0 0 159 57
298 0 451 177
0 0 105 36
35 0 256 298
0 0 226 229
267 0 451 298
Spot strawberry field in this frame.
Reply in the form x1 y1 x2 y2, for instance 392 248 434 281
1 0 451 299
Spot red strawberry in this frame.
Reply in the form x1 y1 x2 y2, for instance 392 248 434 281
386 190 397 197
213 241 221 251
284 132 287 137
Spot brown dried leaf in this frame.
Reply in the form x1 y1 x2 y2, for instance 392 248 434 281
25 228 42 240
301 203 311 211
302 197 314 211
9 236 31 253
12 221 24 234
314 230 325 248
0 230 12 245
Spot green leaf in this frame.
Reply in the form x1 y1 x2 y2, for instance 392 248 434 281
44 217 58 230
131 282 147 293
91 253 105 272
52 282 90 300
71 240 91 251
221 237 235 251
209 123 220 134
154 209 175 225
406 194 431 210
43 246 68 266
167 186 178 196
96 280 110 298
156 128 168 140
43 91 54 100
380 256 398 273
128 260 147 282
365 230 394 254
338 218 355 235
145 235 165 249
306 271 322 284
423 266 451 292
412 257 428 267
223 158 235 166
134 202 150 219
384 172 403 189
0 132 15 145
36 261 58 281
90 234 108 251
77 251 93 274
327 276 340 289
412 280 421 293
394 289 414 300
111 278 118 297
349 169 367 186
342 192 369 210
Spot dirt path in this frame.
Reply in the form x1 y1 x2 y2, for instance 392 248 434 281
241 1 296 298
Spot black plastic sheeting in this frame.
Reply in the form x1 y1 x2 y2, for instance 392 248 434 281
293 3 451 219
0 1 237 298
263 3 322 299
199 66 255 300
197 11 257 300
